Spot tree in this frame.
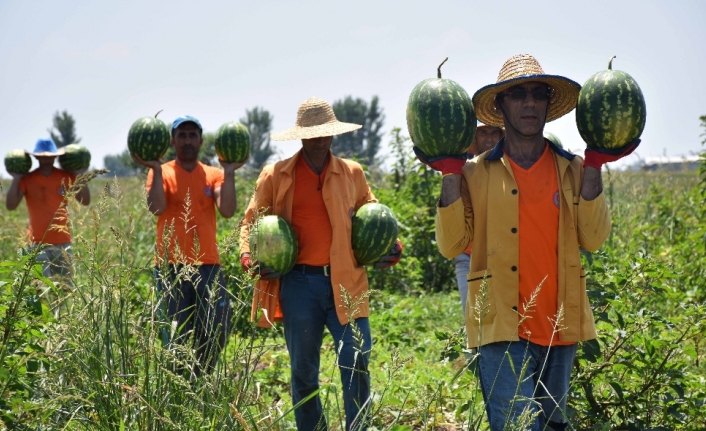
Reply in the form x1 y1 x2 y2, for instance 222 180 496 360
240 107 275 170
104 149 141 177
48 110 81 148
331 96 385 166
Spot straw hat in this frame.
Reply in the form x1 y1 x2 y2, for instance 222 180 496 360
472 54 581 127
270 97 362 141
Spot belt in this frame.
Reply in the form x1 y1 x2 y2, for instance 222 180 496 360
291 264 330 276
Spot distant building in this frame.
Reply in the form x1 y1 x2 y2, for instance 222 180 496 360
641 155 701 172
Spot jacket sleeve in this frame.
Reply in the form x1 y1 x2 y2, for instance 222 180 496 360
577 192 611 252
239 166 274 254
435 176 474 259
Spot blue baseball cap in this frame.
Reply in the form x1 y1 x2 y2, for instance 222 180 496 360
31 138 65 156
171 116 203 135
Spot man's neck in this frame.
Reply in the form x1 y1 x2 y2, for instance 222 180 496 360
301 150 330 174
175 158 198 172
38 165 54 177
503 130 546 169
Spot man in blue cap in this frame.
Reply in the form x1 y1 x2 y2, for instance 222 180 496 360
5 138 90 282
131 115 246 376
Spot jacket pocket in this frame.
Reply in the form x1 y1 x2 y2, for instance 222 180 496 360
467 270 496 326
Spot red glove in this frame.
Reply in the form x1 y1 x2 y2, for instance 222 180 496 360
584 139 640 170
413 146 467 175
240 254 281 280
374 240 403 270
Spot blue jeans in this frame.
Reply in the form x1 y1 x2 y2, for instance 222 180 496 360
478 339 577 430
155 264 232 376
279 270 372 431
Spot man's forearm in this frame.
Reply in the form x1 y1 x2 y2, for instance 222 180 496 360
439 174 462 207
5 177 23 210
581 166 603 201
147 167 167 215
217 171 237 218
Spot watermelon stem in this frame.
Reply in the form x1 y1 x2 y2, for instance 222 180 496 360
437 57 448 78
155 109 163 119
608 56 616 70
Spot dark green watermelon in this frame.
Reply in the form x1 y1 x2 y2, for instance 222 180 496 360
249 215 298 275
4 149 32 174
127 110 170 161
59 143 91 171
576 56 646 151
215 122 250 163
406 58 477 157
351 203 398 266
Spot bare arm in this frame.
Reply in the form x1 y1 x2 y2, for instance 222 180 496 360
73 172 91 206
215 160 246 218
5 174 25 210
439 174 463 207
581 166 603 201
131 153 166 215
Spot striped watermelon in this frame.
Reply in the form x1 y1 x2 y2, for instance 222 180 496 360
127 110 170 161
215 122 250 163
4 149 32 174
406 58 477 157
544 132 563 148
249 215 298 274
576 56 646 151
59 143 91 171
351 203 398 266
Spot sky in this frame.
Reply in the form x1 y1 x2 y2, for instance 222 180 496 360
1 0 705 177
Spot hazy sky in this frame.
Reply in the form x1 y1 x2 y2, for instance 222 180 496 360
1 0 705 176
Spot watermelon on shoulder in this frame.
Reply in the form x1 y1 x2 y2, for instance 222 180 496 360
249 215 298 275
4 149 32 174
576 56 646 152
351 203 399 266
59 143 91 172
128 110 170 161
406 58 477 157
215 122 250 163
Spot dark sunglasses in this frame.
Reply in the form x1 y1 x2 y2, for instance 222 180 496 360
497 87 552 102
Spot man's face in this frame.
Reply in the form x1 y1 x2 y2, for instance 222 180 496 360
475 126 504 153
171 123 203 162
495 81 550 137
35 155 56 168
301 135 333 158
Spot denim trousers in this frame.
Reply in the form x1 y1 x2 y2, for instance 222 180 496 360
279 270 372 431
155 264 232 376
478 339 577 430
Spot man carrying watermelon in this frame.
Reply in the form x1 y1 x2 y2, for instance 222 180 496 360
131 116 245 376
5 138 91 281
239 97 402 431
417 55 638 430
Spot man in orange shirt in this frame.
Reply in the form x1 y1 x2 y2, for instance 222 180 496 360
132 115 245 376
419 55 638 430
5 138 90 281
240 98 402 431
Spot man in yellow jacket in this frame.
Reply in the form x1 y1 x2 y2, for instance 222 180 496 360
416 55 638 430
240 97 402 431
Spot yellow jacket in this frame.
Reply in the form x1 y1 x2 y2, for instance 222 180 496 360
435 141 611 347
240 150 377 328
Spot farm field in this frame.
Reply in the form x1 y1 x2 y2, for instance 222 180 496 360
0 154 704 429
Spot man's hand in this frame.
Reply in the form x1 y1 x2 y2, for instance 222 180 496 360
374 240 403 270
9 172 26 181
240 253 281 280
413 146 467 176
219 156 248 175
130 153 162 170
584 139 640 170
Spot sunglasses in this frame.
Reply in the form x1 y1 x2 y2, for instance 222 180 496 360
497 87 552 102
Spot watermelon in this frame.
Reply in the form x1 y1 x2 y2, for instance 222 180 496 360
59 143 91 171
406 57 477 157
576 56 646 152
215 122 250 163
127 110 170 161
4 149 32 175
351 203 399 266
544 132 563 148
249 215 298 275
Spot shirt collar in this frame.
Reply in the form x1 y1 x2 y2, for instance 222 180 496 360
485 137 576 161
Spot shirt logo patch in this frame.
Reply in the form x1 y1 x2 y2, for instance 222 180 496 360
204 186 213 197
57 187 65 196
553 191 560 208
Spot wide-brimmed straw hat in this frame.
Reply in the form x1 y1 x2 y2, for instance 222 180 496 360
270 97 362 141
31 138 65 156
472 54 581 127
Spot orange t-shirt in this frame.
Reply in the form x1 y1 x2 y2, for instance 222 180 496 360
19 168 76 245
146 161 224 265
508 145 572 346
291 155 333 266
